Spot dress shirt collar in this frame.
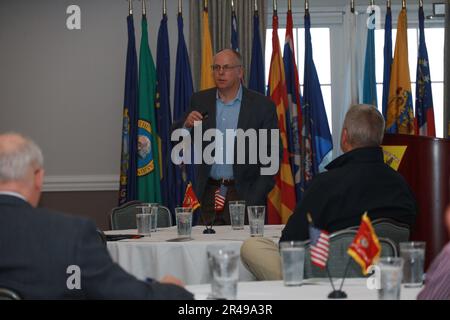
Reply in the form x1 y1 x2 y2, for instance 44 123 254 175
216 84 243 105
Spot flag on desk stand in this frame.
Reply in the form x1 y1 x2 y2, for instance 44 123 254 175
283 8 303 200
137 14 162 203
414 5 436 137
382 5 393 120
156 12 177 216
119 13 138 205
248 8 265 95
307 214 330 269
386 7 415 134
183 183 201 211
174 11 196 223
214 184 227 212
303 11 333 175
347 213 381 275
266 9 296 225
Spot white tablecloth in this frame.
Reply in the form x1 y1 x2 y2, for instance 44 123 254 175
186 278 422 300
106 225 283 285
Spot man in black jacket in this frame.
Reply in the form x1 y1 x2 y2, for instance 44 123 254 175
0 133 193 300
172 49 279 225
241 104 417 280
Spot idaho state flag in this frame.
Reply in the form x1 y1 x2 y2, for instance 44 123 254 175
347 213 381 275
266 11 296 224
182 183 200 211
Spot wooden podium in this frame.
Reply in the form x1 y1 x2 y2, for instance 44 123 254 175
383 134 450 267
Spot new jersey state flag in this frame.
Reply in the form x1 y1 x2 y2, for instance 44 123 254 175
347 213 381 275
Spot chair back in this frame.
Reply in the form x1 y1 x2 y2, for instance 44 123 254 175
303 229 397 279
156 205 173 228
96 228 107 246
371 218 410 249
110 200 143 230
0 288 21 300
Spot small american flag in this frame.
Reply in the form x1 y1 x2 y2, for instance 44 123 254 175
309 225 330 269
214 184 228 212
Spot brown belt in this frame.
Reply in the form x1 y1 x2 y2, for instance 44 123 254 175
208 178 235 186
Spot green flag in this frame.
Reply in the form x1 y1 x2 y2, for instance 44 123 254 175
137 15 161 203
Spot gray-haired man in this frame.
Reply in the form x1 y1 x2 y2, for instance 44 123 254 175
0 133 193 299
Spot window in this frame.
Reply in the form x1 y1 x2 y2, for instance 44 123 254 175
375 27 444 138
265 28 332 131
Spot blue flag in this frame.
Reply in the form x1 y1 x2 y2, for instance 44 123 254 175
382 7 393 120
248 10 265 94
283 10 302 200
156 13 176 217
303 12 333 175
119 14 138 205
174 13 196 223
231 10 239 52
362 11 378 108
414 6 436 137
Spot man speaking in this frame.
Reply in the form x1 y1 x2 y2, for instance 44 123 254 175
173 49 280 225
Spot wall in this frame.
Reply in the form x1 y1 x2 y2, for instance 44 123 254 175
0 0 190 228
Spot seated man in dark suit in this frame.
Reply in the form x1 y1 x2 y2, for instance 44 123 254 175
0 133 193 299
241 104 418 280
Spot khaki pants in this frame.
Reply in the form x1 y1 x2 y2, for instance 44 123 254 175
240 237 283 281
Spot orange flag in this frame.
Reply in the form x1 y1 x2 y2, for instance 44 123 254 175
200 4 215 90
182 183 200 211
266 11 296 224
347 213 381 275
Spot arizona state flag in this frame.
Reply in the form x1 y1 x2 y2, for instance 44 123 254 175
266 11 296 225
182 183 200 211
200 3 215 90
386 8 415 134
348 213 381 275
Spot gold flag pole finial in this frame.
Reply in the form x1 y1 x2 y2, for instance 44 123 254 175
142 0 146 16
402 0 406 9
288 0 292 11
178 0 182 14
163 0 167 15
204 0 208 11
128 0 132 15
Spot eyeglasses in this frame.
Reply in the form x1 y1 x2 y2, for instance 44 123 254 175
211 64 242 73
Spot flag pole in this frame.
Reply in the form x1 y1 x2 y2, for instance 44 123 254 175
204 0 208 11
273 0 277 13
163 0 167 15
387 0 391 9
288 0 291 11
337 258 352 292
231 0 235 12
402 0 406 9
178 0 182 14
128 0 133 15
350 0 355 13
305 0 309 14
254 0 258 12
419 0 423 8
142 0 146 16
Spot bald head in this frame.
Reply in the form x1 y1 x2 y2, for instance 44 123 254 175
0 133 44 206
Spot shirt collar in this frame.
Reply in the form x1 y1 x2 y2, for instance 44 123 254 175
216 85 243 105
0 191 27 202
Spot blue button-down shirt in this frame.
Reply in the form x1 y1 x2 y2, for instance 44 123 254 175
210 85 242 180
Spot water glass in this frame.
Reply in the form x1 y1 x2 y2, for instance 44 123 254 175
229 201 246 230
209 249 240 300
377 257 404 300
136 206 152 236
280 241 305 286
175 207 193 238
400 242 425 288
247 206 265 237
